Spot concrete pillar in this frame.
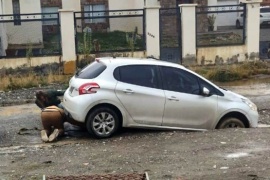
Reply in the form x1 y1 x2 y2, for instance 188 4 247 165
62 0 81 11
62 0 82 33
59 9 76 74
145 0 160 6
145 6 160 59
207 0 217 6
245 0 262 60
179 4 197 65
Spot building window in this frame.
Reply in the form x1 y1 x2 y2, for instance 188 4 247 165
12 0 21 25
42 7 59 25
84 4 106 23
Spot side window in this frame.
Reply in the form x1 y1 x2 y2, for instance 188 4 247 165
161 66 200 95
115 65 158 88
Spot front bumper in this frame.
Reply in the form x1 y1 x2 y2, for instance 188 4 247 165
247 110 259 128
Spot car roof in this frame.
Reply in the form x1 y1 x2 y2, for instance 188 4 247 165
96 57 186 69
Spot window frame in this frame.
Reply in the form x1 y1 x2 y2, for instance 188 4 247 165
41 7 59 26
160 66 224 96
76 61 107 79
160 66 201 95
84 4 106 24
114 65 161 89
12 0 21 26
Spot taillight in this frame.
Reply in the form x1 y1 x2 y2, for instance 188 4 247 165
79 83 100 95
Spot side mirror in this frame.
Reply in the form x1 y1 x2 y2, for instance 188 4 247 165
202 87 210 96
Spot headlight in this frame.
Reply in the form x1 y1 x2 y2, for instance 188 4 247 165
242 98 257 111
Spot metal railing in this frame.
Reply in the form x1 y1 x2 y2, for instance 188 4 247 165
74 9 145 55
0 12 61 58
196 4 246 47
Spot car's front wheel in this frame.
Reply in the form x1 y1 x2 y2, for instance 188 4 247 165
86 107 119 138
216 117 245 129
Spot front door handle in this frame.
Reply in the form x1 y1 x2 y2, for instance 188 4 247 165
168 96 179 101
123 89 134 94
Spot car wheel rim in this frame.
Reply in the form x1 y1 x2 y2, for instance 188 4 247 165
226 123 239 128
93 112 115 136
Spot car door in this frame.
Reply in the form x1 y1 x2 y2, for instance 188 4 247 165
161 66 218 129
114 65 166 126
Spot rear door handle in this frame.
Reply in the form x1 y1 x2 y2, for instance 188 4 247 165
168 96 179 101
123 89 134 94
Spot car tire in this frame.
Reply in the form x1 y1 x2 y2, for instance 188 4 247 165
236 20 241 29
86 107 120 139
216 117 245 129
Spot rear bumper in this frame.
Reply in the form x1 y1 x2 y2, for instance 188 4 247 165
62 91 91 122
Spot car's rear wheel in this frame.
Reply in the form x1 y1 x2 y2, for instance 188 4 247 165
236 20 241 29
86 107 119 138
217 117 245 129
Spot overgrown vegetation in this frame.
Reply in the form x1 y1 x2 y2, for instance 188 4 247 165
43 33 61 55
197 32 243 46
190 61 270 82
0 63 71 91
0 73 70 91
76 30 144 53
1 61 270 92
79 30 92 58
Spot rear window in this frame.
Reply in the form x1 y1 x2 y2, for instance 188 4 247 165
75 61 106 79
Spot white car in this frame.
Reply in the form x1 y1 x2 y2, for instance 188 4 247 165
63 57 258 138
236 6 270 28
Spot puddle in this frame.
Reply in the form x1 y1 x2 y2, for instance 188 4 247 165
227 152 249 158
0 144 50 154
224 146 270 159
215 78 270 96
258 124 270 128
215 76 270 87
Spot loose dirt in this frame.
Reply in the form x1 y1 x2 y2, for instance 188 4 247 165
1 82 270 180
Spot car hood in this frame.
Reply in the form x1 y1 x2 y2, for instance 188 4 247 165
220 88 247 102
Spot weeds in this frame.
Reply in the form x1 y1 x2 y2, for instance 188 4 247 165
1 61 270 91
0 73 70 91
82 30 92 58
190 61 270 82
126 27 138 57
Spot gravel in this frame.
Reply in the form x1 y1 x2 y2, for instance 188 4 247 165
0 84 67 107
